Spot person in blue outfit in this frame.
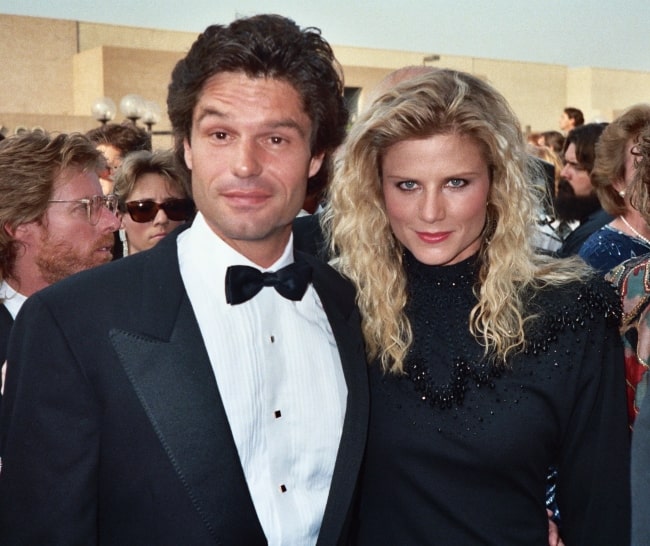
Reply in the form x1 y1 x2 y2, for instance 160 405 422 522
578 104 650 274
323 68 630 545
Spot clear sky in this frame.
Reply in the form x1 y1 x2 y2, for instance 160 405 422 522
4 0 650 72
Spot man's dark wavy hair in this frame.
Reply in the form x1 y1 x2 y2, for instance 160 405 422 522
167 14 348 199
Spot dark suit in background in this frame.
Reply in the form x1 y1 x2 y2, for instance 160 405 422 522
0 305 12 366
557 208 613 258
0 304 12 406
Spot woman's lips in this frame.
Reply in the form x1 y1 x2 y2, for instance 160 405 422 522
416 231 451 243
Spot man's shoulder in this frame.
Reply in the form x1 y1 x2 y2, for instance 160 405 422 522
558 209 613 257
293 213 327 260
582 208 614 229
296 250 356 309
36 233 178 307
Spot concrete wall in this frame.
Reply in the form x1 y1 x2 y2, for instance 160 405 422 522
2 14 650 144
0 15 78 117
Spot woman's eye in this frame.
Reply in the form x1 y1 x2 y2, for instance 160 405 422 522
398 180 418 190
447 178 467 188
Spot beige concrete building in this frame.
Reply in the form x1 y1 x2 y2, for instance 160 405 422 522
2 13 649 149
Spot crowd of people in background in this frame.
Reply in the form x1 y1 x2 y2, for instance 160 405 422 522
0 12 649 546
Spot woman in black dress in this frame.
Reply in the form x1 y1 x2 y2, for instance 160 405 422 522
323 69 630 545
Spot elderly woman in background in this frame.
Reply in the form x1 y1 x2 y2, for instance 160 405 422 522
323 69 630 545
579 104 650 273
113 149 194 256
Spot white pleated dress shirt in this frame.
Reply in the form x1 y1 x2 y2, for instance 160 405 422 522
178 213 347 546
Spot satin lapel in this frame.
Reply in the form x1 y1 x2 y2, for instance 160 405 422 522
298 253 369 546
109 231 265 544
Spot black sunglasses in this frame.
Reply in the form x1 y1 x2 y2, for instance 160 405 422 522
124 198 195 223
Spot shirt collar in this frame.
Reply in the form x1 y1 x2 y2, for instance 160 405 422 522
0 279 28 319
178 212 295 302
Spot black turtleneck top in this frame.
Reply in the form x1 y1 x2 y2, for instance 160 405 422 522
353 252 630 546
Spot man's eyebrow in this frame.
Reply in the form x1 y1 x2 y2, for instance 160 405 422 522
194 108 307 138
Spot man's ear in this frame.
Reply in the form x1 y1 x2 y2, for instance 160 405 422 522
308 152 325 179
183 138 193 171
6 222 39 245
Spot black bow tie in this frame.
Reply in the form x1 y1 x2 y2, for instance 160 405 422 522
225 262 313 305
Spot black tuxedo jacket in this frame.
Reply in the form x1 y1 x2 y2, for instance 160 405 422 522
0 304 13 364
0 227 368 545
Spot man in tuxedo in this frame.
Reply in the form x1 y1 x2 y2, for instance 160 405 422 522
0 14 368 546
0 131 120 392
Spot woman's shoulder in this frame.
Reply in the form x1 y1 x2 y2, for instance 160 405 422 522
607 255 650 326
529 273 621 332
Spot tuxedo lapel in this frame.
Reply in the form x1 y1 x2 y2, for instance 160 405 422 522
298 252 369 546
109 232 266 544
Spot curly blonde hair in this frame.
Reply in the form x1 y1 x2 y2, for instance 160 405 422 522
323 69 590 373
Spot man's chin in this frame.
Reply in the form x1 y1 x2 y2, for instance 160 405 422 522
553 193 601 222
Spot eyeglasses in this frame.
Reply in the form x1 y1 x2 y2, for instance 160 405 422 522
48 194 120 225
123 198 195 223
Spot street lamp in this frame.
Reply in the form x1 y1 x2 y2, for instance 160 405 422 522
91 97 117 125
423 54 441 65
91 95 163 132
119 94 146 125
141 100 162 132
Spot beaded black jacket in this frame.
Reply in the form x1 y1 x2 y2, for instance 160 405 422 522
353 252 630 546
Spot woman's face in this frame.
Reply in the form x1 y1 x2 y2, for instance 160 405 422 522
381 133 491 266
121 173 187 254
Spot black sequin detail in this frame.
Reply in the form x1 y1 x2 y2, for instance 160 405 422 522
408 356 500 410
401 251 621 412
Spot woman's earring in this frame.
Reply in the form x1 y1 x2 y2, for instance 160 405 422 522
619 190 626 198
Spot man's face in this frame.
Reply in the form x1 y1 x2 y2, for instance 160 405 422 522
555 143 600 222
559 112 574 132
29 168 120 285
96 144 123 195
183 72 323 267
559 143 593 196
